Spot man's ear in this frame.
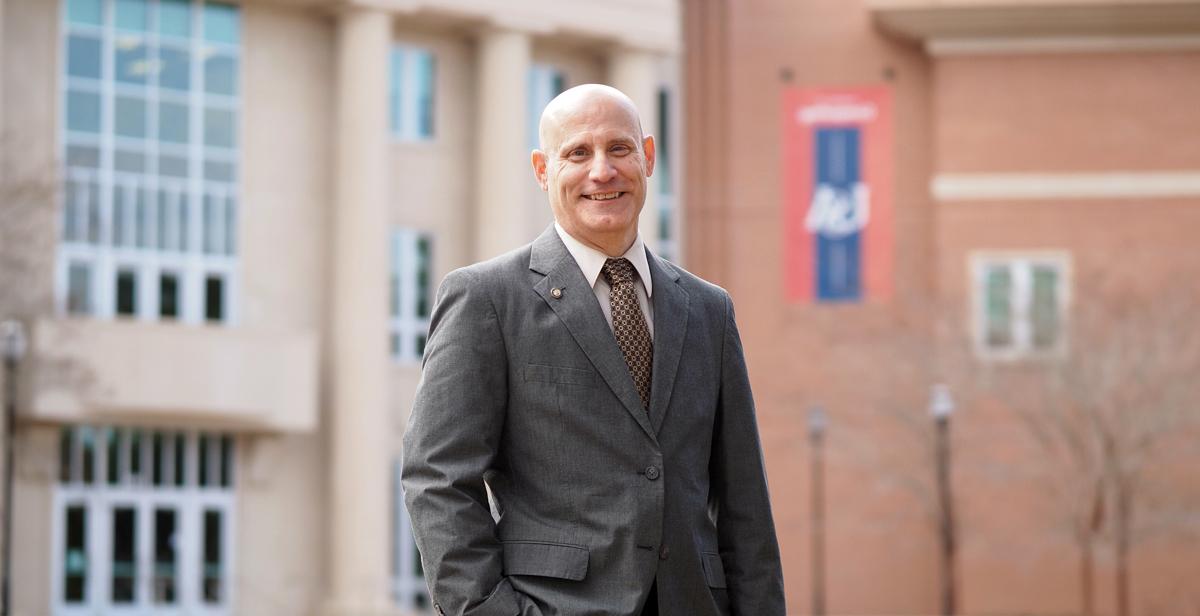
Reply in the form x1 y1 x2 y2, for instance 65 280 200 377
642 134 656 179
531 150 549 191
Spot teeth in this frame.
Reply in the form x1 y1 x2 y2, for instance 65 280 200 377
587 192 621 201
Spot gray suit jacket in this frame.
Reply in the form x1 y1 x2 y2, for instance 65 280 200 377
402 226 785 616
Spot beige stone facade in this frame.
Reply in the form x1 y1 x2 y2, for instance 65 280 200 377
1 0 680 614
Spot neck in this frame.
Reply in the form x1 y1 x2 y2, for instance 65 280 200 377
563 225 638 258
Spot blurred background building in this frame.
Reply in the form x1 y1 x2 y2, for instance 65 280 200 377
685 0 1200 615
0 0 680 614
3 0 1200 615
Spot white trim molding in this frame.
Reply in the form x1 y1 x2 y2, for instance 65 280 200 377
932 172 1200 202
928 35 1200 56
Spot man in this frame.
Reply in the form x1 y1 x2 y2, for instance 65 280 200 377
402 84 784 616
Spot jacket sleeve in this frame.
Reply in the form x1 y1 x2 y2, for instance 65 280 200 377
401 268 528 616
710 293 787 615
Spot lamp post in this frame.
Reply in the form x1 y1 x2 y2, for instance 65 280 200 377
929 383 956 616
1 320 27 616
807 406 828 616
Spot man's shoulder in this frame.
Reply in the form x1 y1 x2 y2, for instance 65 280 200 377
654 255 730 304
440 241 535 293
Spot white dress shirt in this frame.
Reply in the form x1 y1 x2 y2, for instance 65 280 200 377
554 222 654 339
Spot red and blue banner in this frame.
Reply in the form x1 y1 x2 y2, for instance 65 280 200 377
783 87 893 303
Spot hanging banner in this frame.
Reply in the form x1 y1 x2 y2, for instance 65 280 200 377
782 86 893 303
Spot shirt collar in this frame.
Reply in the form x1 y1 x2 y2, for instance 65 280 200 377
554 222 653 297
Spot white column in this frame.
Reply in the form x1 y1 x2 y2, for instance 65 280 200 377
608 48 661 253
475 28 532 260
327 6 391 615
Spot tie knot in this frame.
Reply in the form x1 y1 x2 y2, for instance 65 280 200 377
601 258 636 285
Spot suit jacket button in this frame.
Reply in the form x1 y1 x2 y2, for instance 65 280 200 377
645 465 660 480
551 287 563 299
659 544 670 560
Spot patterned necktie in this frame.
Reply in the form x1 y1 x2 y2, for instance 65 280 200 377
601 258 653 410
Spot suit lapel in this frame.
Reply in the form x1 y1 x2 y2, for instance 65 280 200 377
530 227 656 441
646 252 689 434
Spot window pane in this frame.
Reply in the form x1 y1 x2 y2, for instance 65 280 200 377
204 53 237 96
59 427 73 483
205 275 224 322
175 433 187 486
158 0 191 37
67 262 93 315
159 154 188 178
114 149 145 173
416 235 431 318
115 96 147 138
64 506 87 603
657 89 671 195
220 436 233 487
116 269 137 316
158 101 190 143
389 48 404 135
204 107 235 148
67 0 103 25
67 35 103 79
115 0 148 31
108 428 121 484
203 510 224 603
112 507 137 603
416 333 427 358
1031 266 1060 349
203 2 240 44
984 266 1013 348
198 433 209 486
66 144 101 168
204 159 234 182
159 46 191 91
160 273 179 318
80 427 96 484
152 432 165 485
130 429 144 481
114 35 148 84
67 89 102 133
154 509 178 604
417 52 435 138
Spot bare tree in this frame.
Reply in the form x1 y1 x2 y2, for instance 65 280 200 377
985 282 1200 616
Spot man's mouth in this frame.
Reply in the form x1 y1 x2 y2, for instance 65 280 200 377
584 192 624 201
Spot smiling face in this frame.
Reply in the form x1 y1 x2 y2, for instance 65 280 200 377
532 85 655 256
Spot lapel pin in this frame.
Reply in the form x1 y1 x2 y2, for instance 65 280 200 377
551 287 563 299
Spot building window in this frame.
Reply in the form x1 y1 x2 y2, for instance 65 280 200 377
390 45 436 141
971 252 1070 359
528 64 565 149
392 459 430 609
390 229 433 362
53 425 236 613
58 0 241 324
656 86 678 263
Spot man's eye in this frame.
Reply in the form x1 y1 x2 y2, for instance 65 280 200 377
569 149 588 158
611 145 631 155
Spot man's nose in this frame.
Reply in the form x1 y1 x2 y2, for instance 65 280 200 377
588 153 618 182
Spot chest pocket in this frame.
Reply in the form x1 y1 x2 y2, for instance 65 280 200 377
524 363 597 388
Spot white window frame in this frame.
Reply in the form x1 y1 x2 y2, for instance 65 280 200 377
50 426 236 616
390 44 436 142
56 0 242 326
655 85 679 263
970 250 1071 361
390 228 433 363
527 64 565 149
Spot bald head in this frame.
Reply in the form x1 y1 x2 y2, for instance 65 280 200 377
538 84 644 155
530 83 656 257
